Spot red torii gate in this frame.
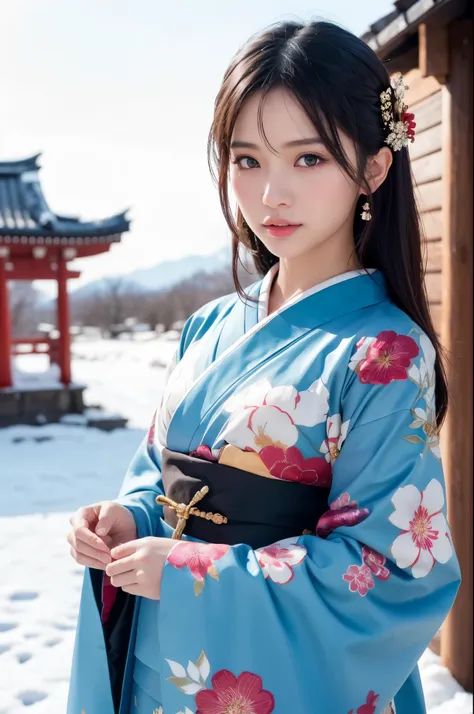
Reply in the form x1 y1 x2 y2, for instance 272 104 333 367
0 154 130 390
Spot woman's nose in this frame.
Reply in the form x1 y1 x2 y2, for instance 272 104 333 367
262 177 292 209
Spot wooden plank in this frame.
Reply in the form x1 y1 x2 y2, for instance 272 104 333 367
420 208 443 240
404 67 442 106
417 179 443 212
440 20 473 693
424 238 442 272
419 23 449 80
385 47 419 76
411 91 442 133
412 150 443 184
409 122 442 160
429 302 442 333
424 271 442 302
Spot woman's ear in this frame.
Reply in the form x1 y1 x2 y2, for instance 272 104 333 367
363 146 393 194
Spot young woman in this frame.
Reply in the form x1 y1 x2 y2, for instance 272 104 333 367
67 20 461 714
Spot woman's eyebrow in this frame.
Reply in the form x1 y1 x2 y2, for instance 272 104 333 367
230 137 324 149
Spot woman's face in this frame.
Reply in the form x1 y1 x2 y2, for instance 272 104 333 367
229 88 361 262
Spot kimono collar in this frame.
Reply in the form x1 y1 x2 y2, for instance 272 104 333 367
257 263 379 322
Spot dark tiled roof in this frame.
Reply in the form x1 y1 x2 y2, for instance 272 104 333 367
0 154 130 240
360 0 461 53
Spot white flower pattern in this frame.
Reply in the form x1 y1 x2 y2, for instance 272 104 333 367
320 413 350 462
248 537 307 585
219 379 329 453
406 332 440 459
389 479 453 578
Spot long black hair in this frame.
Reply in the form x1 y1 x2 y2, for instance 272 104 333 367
207 20 448 426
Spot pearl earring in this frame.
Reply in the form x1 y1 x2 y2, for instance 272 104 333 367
361 201 372 221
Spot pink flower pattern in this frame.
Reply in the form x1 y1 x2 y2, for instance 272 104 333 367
355 330 419 385
343 544 391 597
259 445 332 487
167 542 230 581
348 690 380 714
362 546 391 581
147 410 157 447
343 564 375 597
196 670 275 714
330 493 357 510
254 539 307 585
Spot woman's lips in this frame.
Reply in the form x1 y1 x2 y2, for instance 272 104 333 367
263 224 302 238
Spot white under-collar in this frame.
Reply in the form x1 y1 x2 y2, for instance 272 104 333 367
257 263 377 322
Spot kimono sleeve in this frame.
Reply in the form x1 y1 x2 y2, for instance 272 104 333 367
114 294 236 536
114 349 178 539
157 340 461 713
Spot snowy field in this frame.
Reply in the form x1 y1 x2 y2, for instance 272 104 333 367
0 334 472 714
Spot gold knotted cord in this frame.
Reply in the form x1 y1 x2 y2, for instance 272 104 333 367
156 486 228 540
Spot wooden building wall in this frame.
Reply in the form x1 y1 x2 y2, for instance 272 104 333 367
405 70 443 333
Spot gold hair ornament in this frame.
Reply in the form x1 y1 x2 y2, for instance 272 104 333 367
380 73 416 152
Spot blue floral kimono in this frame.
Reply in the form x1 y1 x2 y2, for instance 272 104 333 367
68 266 460 714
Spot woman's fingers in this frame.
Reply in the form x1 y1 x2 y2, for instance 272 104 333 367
105 554 136 577
109 570 138 588
69 512 110 554
69 547 109 571
67 531 111 565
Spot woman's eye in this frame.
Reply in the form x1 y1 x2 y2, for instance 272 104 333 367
296 153 324 167
233 156 259 169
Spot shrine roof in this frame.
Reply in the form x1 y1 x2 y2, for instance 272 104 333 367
0 154 130 243
361 0 468 58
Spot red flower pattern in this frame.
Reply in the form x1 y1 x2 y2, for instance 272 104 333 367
343 564 375 597
362 546 391 581
259 445 332 487
196 670 275 714
167 542 230 580
316 502 370 538
402 111 416 142
358 330 419 385
190 444 218 462
348 690 380 714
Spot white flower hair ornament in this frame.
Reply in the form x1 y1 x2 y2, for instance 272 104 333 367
380 73 416 152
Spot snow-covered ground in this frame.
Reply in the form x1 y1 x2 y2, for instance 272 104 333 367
0 336 472 713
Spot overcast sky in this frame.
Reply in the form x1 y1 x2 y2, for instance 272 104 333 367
0 0 394 292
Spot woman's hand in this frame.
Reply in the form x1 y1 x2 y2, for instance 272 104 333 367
105 537 176 600
67 501 138 570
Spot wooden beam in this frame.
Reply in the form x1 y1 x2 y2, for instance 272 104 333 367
440 19 473 694
57 258 72 386
9 267 80 280
419 23 449 81
0 258 13 388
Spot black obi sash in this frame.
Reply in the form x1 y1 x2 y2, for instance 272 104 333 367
93 447 330 713
160 448 330 548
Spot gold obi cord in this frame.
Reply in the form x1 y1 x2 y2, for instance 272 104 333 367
156 486 228 540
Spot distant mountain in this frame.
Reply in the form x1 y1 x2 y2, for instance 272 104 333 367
70 246 232 299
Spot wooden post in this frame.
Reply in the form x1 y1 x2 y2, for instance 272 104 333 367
57 256 72 385
0 256 13 389
419 23 449 82
440 19 473 693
